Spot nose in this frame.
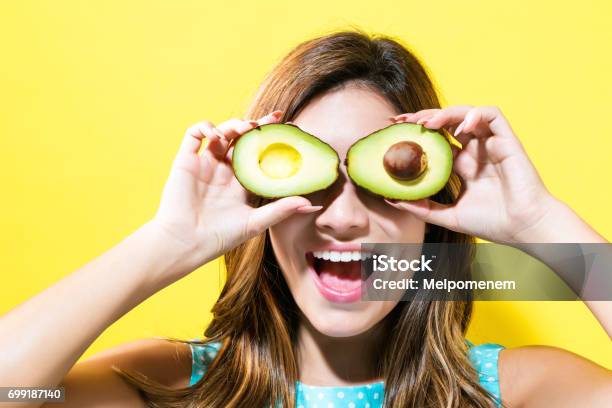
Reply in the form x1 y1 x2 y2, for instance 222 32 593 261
315 176 369 239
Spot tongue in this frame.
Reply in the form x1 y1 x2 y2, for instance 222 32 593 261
317 259 362 292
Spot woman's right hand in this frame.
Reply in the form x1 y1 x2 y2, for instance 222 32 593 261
0 114 320 397
150 110 321 275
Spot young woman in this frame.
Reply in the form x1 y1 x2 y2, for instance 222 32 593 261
0 31 610 408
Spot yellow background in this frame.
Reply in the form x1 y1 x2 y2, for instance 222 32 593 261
1 0 610 368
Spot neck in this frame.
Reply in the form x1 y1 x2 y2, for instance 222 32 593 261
295 316 385 386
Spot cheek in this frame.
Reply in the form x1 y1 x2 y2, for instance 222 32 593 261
269 218 310 290
368 199 427 242
269 216 306 257
399 218 426 242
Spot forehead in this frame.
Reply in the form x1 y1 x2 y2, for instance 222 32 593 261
292 83 399 158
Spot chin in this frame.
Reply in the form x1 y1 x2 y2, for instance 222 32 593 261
299 300 394 338
308 309 379 337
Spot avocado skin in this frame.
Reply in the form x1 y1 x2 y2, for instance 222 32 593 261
231 123 340 199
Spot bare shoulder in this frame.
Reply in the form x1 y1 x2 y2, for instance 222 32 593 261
498 345 612 408
52 338 192 407
79 337 193 387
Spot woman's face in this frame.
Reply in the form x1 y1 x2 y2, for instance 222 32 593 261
269 83 426 337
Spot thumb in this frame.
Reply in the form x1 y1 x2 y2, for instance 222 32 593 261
384 198 458 231
247 196 322 236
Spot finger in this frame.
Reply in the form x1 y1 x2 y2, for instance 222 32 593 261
452 143 480 180
384 198 458 231
460 106 515 138
461 107 485 134
221 110 283 160
225 144 236 162
415 113 438 125
179 122 211 155
246 196 322 236
391 113 413 122
195 121 228 158
421 105 474 130
215 110 283 149
454 130 474 147
393 109 439 123
218 113 274 162
256 110 283 126
216 118 260 141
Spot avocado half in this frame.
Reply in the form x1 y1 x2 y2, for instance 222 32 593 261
346 123 453 200
232 123 339 198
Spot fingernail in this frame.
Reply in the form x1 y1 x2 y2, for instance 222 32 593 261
248 120 259 127
271 110 283 117
296 205 323 214
453 122 465 137
416 117 428 125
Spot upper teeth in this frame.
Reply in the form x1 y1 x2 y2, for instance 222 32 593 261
312 251 368 262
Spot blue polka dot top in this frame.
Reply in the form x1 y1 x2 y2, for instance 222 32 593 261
189 340 504 407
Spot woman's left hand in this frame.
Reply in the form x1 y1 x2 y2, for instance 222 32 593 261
386 105 611 340
385 105 562 244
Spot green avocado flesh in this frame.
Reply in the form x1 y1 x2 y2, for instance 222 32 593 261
346 123 453 200
232 124 339 198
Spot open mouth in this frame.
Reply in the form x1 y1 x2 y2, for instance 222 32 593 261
306 250 372 303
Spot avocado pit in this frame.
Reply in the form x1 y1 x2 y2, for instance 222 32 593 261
383 141 427 181
259 142 302 179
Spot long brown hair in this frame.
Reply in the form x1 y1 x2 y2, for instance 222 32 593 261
121 30 500 408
